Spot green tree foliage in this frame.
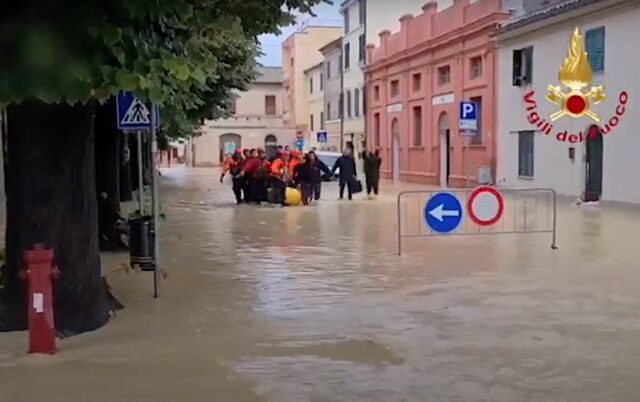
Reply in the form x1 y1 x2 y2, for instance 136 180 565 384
0 0 326 136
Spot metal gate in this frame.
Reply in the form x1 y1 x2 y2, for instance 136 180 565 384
396 187 558 255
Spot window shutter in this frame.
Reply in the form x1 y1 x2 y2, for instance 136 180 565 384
585 27 605 73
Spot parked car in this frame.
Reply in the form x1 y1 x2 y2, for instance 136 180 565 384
314 151 341 181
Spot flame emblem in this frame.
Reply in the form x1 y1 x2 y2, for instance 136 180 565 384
546 27 606 122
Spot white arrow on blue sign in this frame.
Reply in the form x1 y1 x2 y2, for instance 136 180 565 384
424 192 463 233
459 101 477 134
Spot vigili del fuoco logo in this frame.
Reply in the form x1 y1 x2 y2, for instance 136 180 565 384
522 27 628 143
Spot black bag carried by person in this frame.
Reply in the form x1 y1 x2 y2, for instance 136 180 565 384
350 177 363 194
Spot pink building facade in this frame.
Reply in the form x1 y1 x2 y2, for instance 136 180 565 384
364 0 508 187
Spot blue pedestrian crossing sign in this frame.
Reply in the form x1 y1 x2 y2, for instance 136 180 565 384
117 91 152 131
424 192 463 233
459 101 478 135
317 131 327 143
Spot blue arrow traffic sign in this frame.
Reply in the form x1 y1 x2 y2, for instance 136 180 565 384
424 192 463 233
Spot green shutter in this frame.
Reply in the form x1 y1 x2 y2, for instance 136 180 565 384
585 27 605 73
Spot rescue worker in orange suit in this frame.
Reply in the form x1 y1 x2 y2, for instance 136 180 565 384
219 153 235 182
288 150 303 187
270 152 290 206
242 149 262 204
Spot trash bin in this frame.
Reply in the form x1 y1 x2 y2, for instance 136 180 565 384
129 215 155 271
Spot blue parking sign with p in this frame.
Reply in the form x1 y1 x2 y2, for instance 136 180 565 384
459 101 478 133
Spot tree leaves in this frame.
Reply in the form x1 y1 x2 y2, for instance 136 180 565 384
0 0 330 137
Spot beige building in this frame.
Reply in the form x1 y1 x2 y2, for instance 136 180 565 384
304 62 326 150
320 37 343 151
282 25 342 148
190 67 295 166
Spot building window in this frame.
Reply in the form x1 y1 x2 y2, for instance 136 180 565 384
339 93 343 118
412 73 421 92
438 66 451 85
518 130 534 178
359 0 365 25
265 95 276 115
512 46 533 86
374 113 380 146
470 96 482 145
309 78 313 94
470 56 483 79
326 61 331 79
374 85 380 101
390 80 400 97
310 114 314 132
346 90 352 118
412 106 422 146
344 8 350 33
359 34 366 62
344 43 351 69
362 86 366 117
320 112 324 130
320 73 323 90
327 102 332 120
354 88 360 117
290 57 294 66
585 27 605 73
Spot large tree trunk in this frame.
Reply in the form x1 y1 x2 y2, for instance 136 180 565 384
0 100 109 334
94 98 120 207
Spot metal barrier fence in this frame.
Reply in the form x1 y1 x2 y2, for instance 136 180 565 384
396 187 557 255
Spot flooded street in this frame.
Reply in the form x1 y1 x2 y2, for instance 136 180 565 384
2 167 640 401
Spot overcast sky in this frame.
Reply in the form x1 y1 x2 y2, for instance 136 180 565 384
258 2 342 66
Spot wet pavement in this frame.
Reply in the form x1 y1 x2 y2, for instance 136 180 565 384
2 167 640 401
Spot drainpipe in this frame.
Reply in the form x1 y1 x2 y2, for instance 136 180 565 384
339 41 345 153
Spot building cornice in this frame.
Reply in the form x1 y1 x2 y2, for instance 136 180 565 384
364 13 505 74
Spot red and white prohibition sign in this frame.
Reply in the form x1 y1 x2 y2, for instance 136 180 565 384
466 186 504 226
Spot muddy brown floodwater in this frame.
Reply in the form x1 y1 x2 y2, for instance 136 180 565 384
2 167 640 402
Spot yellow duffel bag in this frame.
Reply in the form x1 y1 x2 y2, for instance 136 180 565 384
285 187 302 206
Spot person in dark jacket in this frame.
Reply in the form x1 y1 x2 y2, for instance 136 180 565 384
331 148 357 200
296 151 331 204
363 149 382 199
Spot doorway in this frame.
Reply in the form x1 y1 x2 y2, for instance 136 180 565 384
391 118 400 183
584 124 603 201
438 112 451 187
219 133 241 162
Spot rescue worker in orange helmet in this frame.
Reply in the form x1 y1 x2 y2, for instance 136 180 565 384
269 152 290 206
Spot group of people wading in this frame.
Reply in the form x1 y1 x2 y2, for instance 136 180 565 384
221 145 382 206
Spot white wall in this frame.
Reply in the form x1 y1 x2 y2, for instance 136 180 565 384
496 3 640 203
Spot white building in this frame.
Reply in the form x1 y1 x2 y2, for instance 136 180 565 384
340 0 367 153
496 0 640 204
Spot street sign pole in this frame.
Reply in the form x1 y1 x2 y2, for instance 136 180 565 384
150 104 161 298
136 130 144 214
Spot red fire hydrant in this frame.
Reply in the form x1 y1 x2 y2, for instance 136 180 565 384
19 245 60 354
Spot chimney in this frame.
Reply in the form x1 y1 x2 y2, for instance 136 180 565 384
399 14 413 49
379 30 391 58
421 2 438 39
